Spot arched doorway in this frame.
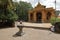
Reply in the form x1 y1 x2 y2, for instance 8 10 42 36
36 12 42 23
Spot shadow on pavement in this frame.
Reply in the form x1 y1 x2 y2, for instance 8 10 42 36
13 34 22 37
53 31 60 34
0 25 14 29
13 32 25 37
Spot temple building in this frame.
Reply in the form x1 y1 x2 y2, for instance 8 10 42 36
28 2 55 23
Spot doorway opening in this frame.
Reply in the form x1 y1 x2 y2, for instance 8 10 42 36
36 12 42 23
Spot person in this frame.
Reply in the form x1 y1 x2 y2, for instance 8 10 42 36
50 26 55 32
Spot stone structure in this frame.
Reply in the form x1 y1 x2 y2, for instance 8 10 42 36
28 2 55 23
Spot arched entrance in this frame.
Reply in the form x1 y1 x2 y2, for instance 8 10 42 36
36 12 42 23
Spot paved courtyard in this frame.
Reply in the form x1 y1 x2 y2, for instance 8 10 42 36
0 22 60 40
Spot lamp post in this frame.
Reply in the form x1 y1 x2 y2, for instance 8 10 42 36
55 0 56 11
50 0 57 32
55 0 57 22
54 0 60 33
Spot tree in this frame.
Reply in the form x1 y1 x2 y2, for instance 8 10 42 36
14 1 33 21
7 0 18 21
0 0 18 21
0 0 18 27
0 0 8 20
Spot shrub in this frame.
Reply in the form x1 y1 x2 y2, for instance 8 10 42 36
50 17 60 25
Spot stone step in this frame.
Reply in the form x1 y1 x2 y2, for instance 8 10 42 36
17 22 52 29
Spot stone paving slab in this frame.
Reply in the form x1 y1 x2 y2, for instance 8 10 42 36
0 22 60 40
0 27 60 40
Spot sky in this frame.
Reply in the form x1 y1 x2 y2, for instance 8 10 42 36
13 0 60 10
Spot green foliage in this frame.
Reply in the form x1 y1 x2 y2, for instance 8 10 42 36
0 0 8 4
14 1 33 21
0 0 32 22
6 9 18 21
0 13 6 19
55 18 60 22
50 17 60 25
50 17 56 25
0 0 18 21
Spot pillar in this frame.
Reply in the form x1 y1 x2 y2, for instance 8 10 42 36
33 12 36 22
42 11 47 23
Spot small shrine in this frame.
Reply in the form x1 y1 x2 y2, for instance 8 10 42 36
28 2 55 23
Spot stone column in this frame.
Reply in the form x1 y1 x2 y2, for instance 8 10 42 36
42 11 47 23
33 12 36 22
